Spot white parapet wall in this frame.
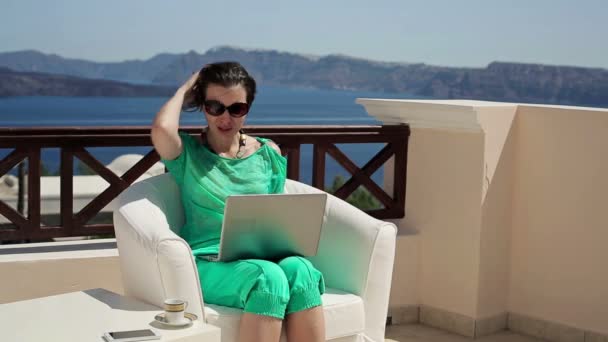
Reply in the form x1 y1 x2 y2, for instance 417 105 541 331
358 98 608 337
0 239 123 304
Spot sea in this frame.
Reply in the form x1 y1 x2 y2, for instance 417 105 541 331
0 86 418 186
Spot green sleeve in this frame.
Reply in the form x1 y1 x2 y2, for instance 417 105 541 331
160 131 194 186
259 138 287 192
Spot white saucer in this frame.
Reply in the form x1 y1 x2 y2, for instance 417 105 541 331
154 312 197 328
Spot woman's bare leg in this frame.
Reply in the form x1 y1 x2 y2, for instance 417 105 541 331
238 313 282 342
285 306 325 342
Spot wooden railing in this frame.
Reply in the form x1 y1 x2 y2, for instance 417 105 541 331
0 125 409 242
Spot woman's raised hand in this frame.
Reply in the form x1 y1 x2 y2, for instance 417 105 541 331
179 70 201 94
152 70 201 161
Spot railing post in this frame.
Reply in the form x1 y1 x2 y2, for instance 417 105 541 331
392 135 409 218
285 144 301 181
26 147 41 238
312 144 326 190
17 161 25 215
61 148 74 235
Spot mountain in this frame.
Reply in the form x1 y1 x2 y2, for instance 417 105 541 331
0 50 180 83
0 47 607 106
0 67 173 97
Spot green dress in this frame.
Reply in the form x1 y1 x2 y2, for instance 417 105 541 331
162 132 324 319
162 131 287 256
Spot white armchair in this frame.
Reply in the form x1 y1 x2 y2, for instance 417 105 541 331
113 173 397 342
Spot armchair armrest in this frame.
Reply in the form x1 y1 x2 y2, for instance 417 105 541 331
284 179 397 342
113 174 205 319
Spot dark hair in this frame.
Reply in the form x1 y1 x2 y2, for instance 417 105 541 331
183 61 256 112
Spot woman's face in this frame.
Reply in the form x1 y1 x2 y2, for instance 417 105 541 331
203 83 248 139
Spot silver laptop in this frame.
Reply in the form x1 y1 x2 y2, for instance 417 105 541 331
214 193 328 262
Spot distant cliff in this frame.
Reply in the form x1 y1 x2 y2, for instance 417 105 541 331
0 47 607 106
0 67 173 97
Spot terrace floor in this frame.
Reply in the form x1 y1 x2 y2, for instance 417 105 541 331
385 324 545 342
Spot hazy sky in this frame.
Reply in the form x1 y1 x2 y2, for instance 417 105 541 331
1 0 607 68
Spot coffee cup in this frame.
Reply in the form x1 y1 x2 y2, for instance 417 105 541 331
163 298 188 324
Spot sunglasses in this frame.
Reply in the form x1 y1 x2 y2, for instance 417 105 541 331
203 100 250 117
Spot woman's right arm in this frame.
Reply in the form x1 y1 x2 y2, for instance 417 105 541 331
151 72 199 160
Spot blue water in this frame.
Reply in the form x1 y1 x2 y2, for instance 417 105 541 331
0 86 416 186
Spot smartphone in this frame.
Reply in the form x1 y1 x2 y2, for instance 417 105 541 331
102 329 161 342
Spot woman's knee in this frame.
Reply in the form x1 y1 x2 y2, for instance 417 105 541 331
247 260 290 293
279 257 325 315
277 256 319 288
243 260 291 319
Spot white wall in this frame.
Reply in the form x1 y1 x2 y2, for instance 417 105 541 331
508 105 608 334
0 240 123 304
364 99 608 334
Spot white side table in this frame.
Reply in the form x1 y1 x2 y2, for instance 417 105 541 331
0 288 220 342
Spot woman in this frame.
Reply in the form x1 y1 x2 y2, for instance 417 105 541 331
151 62 325 342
